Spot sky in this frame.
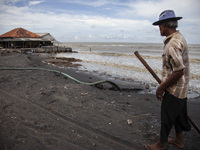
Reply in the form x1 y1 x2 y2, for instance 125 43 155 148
0 0 200 44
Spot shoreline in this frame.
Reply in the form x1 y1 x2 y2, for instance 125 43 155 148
55 42 200 98
0 51 199 150
52 52 200 99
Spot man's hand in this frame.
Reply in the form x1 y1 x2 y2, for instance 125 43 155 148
156 69 184 101
156 86 165 101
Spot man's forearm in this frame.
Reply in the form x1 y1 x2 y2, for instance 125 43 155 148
156 69 184 100
159 69 184 90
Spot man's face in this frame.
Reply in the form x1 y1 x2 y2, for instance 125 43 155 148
159 23 167 36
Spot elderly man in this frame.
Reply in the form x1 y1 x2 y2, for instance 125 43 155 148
145 10 191 150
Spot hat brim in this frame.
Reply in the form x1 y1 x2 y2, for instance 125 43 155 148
152 17 182 25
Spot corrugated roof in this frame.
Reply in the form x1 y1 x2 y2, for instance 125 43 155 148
0 27 41 38
36 33 49 37
36 33 57 42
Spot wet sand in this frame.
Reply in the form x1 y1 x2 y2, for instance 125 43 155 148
0 51 199 150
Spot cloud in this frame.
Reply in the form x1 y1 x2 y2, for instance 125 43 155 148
0 0 199 43
4 0 25 4
127 0 200 19
29 0 44 6
60 0 110 7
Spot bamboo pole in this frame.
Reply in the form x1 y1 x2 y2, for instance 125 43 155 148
134 51 200 134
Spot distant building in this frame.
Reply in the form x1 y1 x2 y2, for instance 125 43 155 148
0 27 57 48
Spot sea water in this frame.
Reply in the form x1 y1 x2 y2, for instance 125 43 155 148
57 42 200 98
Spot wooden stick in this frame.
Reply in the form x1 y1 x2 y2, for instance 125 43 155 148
134 51 200 134
134 51 161 84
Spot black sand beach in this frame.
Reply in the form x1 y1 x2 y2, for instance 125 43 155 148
0 51 199 150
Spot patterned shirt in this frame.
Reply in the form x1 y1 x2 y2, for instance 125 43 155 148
162 31 190 99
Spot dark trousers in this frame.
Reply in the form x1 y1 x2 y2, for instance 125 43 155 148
160 91 191 143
